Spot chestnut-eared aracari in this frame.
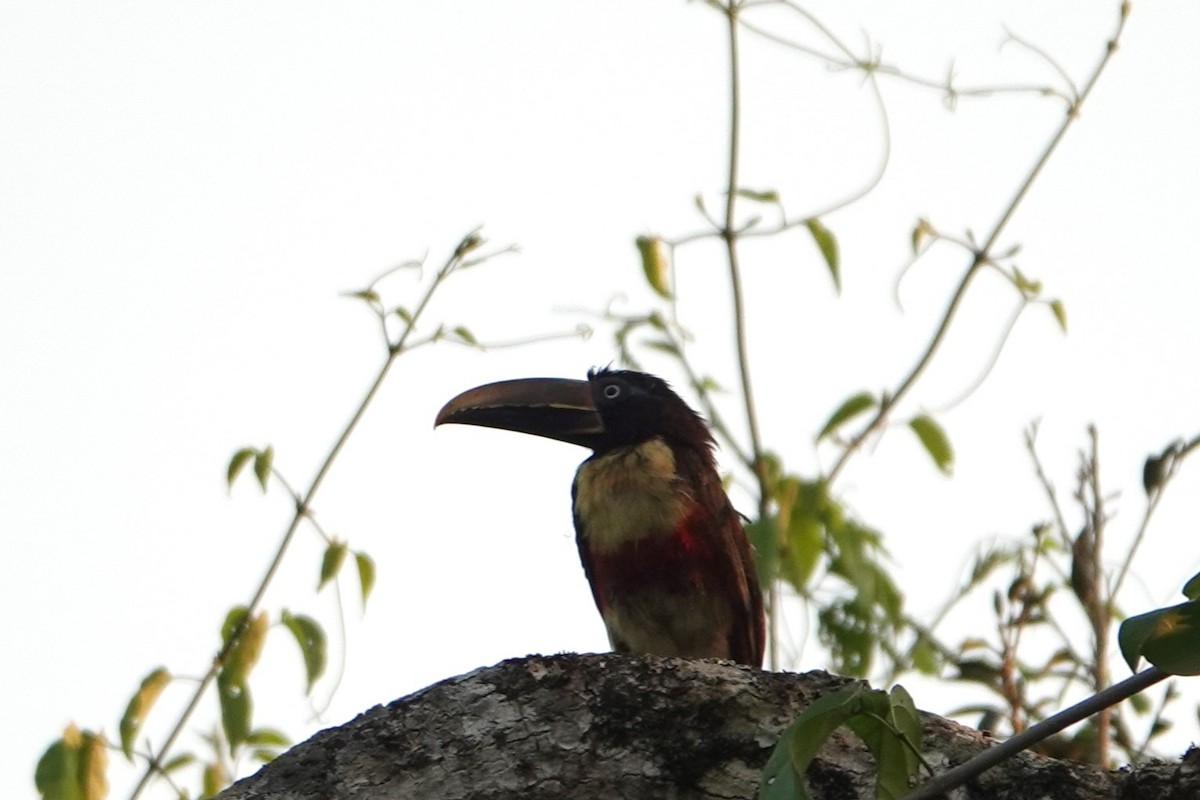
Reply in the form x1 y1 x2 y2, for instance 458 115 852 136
435 367 765 667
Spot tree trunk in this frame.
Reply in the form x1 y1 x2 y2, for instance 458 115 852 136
217 653 1199 800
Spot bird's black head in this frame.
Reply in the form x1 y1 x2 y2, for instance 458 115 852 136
435 367 715 457
584 367 714 455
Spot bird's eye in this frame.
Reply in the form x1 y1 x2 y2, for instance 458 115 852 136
603 383 622 400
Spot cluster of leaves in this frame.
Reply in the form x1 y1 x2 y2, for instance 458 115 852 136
819 394 954 477
1117 437 1200 684
35 725 107 800
35 231 523 800
625 1 1195 797
760 684 924 800
35 454 371 800
624 131 1075 690
1121 570 1200 677
891 560 1200 800
626 202 971 794
768 425 1198 800
747 468 904 678
627 216 920 681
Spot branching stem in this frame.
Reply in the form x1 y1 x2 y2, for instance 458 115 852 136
128 233 483 800
903 667 1166 800
719 0 776 669
825 2 1128 488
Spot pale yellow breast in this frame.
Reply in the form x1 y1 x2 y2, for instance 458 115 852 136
573 437 692 552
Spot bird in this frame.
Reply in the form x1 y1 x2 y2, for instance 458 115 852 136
435 366 765 667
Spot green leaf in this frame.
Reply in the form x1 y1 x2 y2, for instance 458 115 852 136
757 729 804 800
451 325 478 346
217 673 252 752
355 551 377 606
736 188 781 204
37 727 107 800
744 517 778 590
910 218 933 254
36 728 81 800
821 518 902 676
281 610 327 693
1119 608 1161 673
820 601 872 677
847 693 916 800
888 685 923 783
78 731 107 800
451 230 485 259
804 218 840 293
1143 453 1170 496
245 729 290 765
202 760 229 798
635 235 672 299
817 392 876 441
908 415 954 475
1182 571 1200 601
221 605 249 645
784 480 832 593
759 684 868 800
1048 299 1067 333
788 684 868 761
226 448 255 489
221 608 268 686
642 338 681 357
319 541 348 591
967 545 1016 587
783 514 823 592
342 288 380 305
909 634 941 676
393 306 413 325
1010 266 1042 297
767 478 831 594
955 657 1001 687
1121 601 1200 676
119 666 171 759
245 728 291 748
159 753 196 774
253 446 274 493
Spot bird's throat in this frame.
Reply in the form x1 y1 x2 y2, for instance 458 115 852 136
573 437 691 552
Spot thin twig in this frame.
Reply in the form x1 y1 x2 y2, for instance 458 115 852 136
824 1 1128 488
1025 423 1075 553
1083 425 1111 765
1001 27 1081 102
719 0 776 669
672 335 757 470
903 667 1167 800
739 3 1072 106
130 357 400 800
1110 432 1200 601
128 232 487 800
926 295 1027 415
718 2 768 517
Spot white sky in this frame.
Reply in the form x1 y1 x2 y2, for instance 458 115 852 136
3 1 1199 796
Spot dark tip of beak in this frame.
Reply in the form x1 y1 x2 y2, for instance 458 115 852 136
435 377 605 450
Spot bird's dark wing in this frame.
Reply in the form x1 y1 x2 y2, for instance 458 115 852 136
676 447 765 667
